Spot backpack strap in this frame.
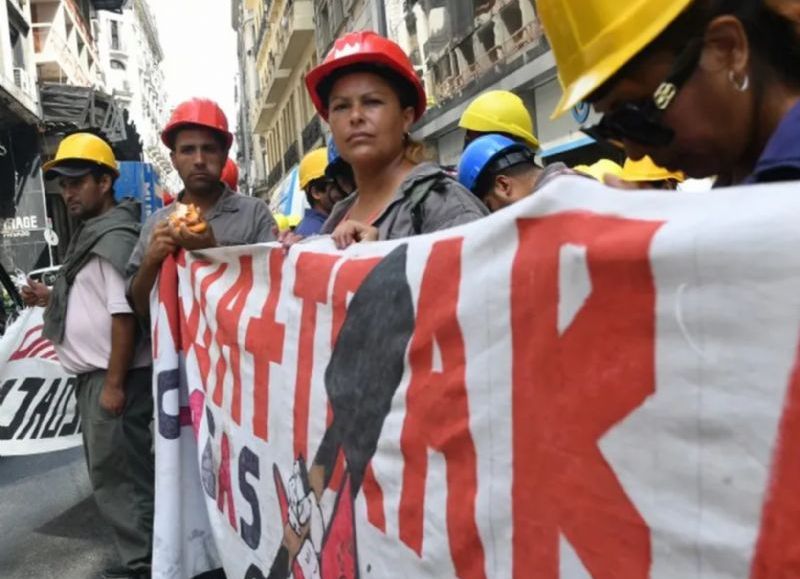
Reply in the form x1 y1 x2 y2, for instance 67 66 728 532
408 173 450 235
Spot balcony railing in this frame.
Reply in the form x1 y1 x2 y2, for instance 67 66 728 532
283 140 299 171
430 18 542 104
266 163 283 190
301 117 322 153
32 24 91 87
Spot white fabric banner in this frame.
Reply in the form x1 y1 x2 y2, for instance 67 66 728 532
0 307 81 456
152 177 800 579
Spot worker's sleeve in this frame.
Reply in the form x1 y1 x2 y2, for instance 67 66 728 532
253 201 278 243
98 258 135 316
124 213 156 306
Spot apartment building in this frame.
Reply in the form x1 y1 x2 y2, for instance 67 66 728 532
95 0 175 189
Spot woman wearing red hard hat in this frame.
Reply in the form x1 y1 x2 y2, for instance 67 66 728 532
304 30 488 248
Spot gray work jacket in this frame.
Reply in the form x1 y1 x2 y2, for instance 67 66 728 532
321 162 489 239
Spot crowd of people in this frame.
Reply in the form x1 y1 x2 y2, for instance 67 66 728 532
14 0 800 576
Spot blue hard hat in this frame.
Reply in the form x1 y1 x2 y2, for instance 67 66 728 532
457 134 534 194
327 137 341 164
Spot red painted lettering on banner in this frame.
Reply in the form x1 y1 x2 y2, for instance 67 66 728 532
399 238 486 579
218 433 238 530
293 253 339 459
331 257 381 345
751 343 800 577
511 213 663 578
246 250 286 442
155 254 180 357
211 256 254 425
182 261 227 387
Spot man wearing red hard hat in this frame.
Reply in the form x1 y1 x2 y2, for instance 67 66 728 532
126 98 276 319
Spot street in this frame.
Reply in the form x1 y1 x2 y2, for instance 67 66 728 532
0 447 116 579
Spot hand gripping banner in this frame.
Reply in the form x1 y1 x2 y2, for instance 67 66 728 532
151 177 800 579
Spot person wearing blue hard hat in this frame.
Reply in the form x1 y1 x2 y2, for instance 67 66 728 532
325 136 356 197
458 134 572 212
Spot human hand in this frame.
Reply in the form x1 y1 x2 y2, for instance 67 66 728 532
172 220 217 251
99 383 125 416
144 220 179 267
331 220 378 249
20 279 50 307
278 230 305 253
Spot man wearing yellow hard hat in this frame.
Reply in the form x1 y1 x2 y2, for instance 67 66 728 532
459 90 541 150
294 147 345 236
573 159 625 183
617 156 686 190
24 132 155 579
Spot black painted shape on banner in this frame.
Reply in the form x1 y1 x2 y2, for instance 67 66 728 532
244 564 266 579
19 379 60 439
239 445 261 550
314 244 415 493
0 378 42 440
206 406 216 437
0 378 16 405
157 369 181 440
59 381 81 436
43 377 76 437
202 436 217 499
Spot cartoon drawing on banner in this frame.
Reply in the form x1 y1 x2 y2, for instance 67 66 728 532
267 245 415 579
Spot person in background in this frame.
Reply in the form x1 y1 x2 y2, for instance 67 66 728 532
459 90 541 150
325 137 356 197
610 156 686 189
127 98 277 320
305 31 488 249
573 158 625 182
221 158 239 191
538 0 800 185
295 148 344 237
458 134 571 211
23 133 153 579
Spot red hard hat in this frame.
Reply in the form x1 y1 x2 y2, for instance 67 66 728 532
161 98 233 150
221 158 239 191
305 30 426 122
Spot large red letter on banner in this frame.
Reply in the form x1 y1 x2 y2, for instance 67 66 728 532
293 253 340 459
511 213 663 578
751 345 800 576
211 256 254 425
183 261 227 384
246 251 286 442
399 238 486 579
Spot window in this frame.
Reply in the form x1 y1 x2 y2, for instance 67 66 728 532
9 26 25 69
110 20 121 50
110 59 126 70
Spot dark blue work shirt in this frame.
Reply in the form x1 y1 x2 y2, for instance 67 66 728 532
294 208 328 237
747 101 800 184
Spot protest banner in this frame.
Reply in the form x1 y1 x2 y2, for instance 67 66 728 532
0 307 81 456
152 177 800 578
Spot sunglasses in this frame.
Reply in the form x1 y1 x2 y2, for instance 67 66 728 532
582 38 704 148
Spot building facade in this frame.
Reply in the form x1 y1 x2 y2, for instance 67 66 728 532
233 0 319 199
388 0 608 167
31 0 106 88
0 0 47 275
95 0 174 190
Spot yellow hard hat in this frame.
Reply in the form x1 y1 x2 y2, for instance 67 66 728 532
574 159 624 182
43 132 119 177
538 0 693 118
274 213 290 232
298 148 328 190
459 90 539 149
622 156 685 182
